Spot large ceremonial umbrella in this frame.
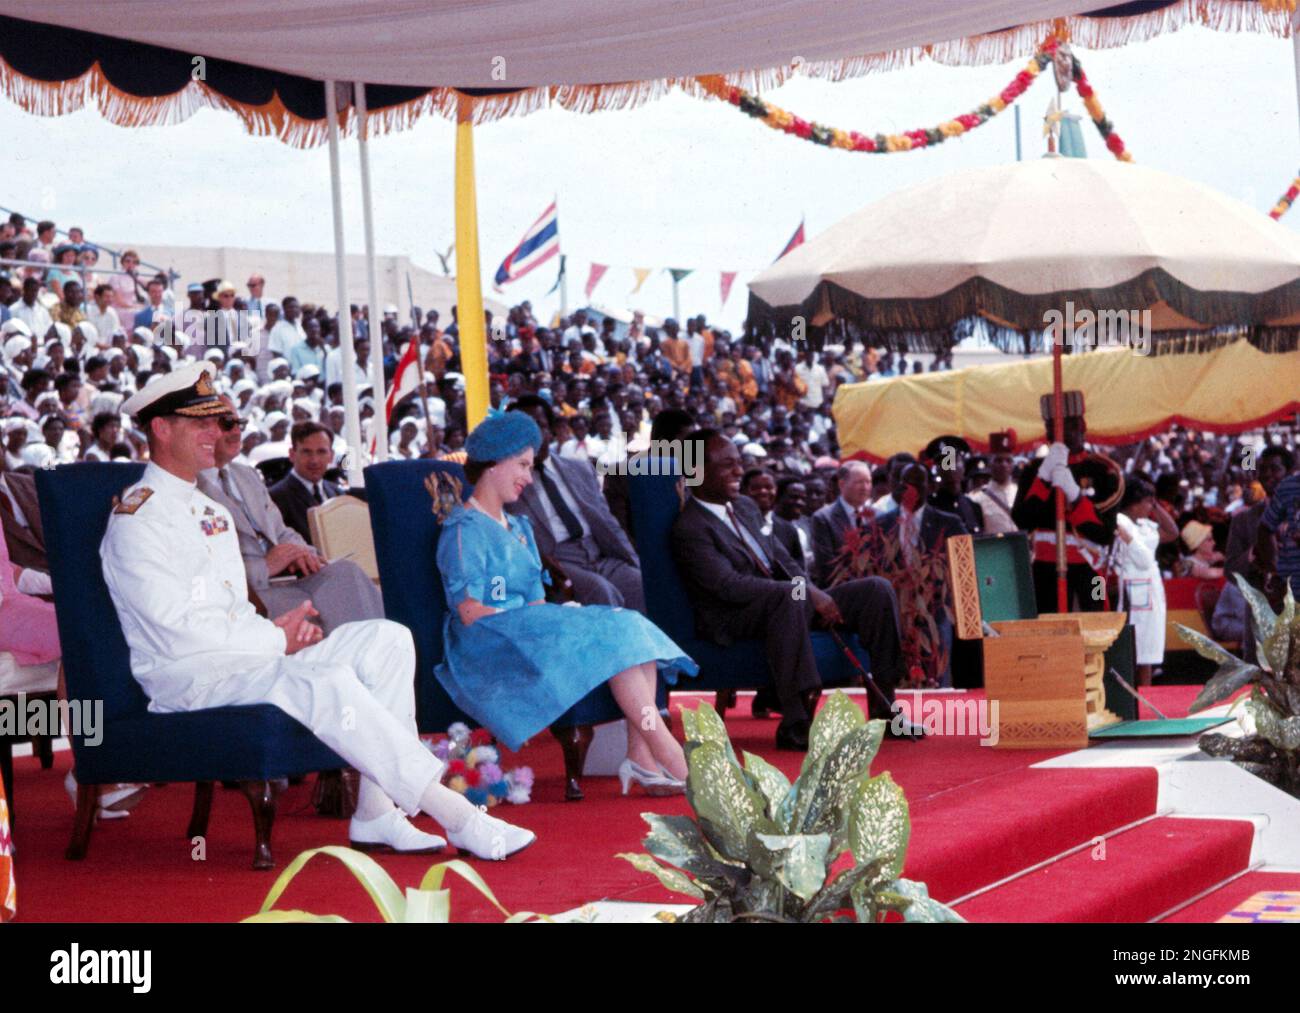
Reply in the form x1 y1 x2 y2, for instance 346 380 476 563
749 155 1300 609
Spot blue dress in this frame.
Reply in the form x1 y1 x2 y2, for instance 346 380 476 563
434 505 698 751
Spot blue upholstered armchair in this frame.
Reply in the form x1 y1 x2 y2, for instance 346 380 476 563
363 459 624 801
625 471 867 718
36 463 346 870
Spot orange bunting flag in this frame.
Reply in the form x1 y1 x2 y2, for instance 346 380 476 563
630 267 652 294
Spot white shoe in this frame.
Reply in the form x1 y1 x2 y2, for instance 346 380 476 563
64 771 143 821
618 759 685 797
447 808 536 861
349 808 447 854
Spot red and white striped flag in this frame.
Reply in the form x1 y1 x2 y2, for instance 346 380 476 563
370 337 422 454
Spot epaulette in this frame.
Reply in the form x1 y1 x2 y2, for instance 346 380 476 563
112 487 154 515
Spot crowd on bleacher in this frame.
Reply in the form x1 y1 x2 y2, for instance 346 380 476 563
3 208 1299 830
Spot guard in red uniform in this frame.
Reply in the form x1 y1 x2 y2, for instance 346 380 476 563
1012 390 1124 613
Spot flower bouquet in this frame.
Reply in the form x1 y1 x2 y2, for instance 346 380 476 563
429 723 534 806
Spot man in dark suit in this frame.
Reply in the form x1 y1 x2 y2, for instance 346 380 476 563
671 430 921 750
0 461 46 571
269 421 343 542
811 460 875 586
875 463 969 551
507 396 645 610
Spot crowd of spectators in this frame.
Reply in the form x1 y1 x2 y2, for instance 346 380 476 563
1 210 1290 674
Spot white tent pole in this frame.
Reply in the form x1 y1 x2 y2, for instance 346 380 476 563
355 81 388 463
325 80 364 486
1293 11 1300 143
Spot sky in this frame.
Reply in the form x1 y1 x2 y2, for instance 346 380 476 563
1 23 1298 333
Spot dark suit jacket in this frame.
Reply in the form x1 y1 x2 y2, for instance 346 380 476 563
810 500 855 587
1 470 46 570
671 493 806 644
269 472 344 543
1225 500 1264 581
874 505 968 552
507 453 639 565
772 515 803 568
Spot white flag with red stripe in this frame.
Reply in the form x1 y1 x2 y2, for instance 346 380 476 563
370 338 422 455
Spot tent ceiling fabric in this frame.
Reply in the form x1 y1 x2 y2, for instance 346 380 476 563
748 157 1300 338
0 0 1125 88
831 342 1300 461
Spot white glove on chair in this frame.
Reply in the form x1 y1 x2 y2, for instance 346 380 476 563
1050 464 1081 502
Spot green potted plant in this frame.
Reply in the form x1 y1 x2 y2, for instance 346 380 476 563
619 693 962 922
1176 575 1300 797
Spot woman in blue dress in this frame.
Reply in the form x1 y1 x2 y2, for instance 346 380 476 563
436 410 698 792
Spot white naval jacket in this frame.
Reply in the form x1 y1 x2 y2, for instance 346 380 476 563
101 461 289 710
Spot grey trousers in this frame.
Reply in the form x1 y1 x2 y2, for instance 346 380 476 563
551 536 646 612
257 559 385 633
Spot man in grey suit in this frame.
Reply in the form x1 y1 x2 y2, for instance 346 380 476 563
198 397 384 632
506 396 645 610
810 460 875 586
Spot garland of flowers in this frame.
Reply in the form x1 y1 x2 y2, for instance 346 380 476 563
1270 173 1300 220
696 35 1132 162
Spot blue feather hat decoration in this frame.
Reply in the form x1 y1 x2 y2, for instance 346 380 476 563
465 408 542 463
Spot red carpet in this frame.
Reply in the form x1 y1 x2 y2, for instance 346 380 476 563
1162 871 1300 922
3 686 1246 922
955 817 1255 922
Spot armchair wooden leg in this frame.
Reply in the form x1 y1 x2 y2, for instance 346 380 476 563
66 783 98 861
187 782 214 840
715 689 736 722
549 723 594 802
238 779 284 871
34 734 55 769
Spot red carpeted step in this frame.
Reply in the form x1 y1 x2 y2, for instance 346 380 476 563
955 817 1255 923
904 766 1158 902
1160 871 1300 923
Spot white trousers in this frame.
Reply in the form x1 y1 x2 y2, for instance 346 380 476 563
175 619 443 815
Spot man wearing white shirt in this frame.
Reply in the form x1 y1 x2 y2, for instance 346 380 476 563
267 296 305 359
84 284 121 348
11 278 52 339
325 336 372 392
795 348 830 409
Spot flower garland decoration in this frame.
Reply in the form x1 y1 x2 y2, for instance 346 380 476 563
429 723 534 806
1269 173 1300 220
696 35 1133 162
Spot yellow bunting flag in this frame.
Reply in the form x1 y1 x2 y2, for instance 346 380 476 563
630 268 652 294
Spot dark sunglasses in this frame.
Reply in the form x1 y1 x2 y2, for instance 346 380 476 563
217 415 246 432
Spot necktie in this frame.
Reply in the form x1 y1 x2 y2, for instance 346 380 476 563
312 482 323 506
725 503 772 577
537 461 584 541
219 467 274 549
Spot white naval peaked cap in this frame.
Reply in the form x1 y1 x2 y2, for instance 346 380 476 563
121 360 226 424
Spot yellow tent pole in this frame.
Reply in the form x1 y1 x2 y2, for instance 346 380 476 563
455 94 490 429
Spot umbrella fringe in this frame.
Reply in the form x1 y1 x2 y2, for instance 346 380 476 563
749 272 1300 353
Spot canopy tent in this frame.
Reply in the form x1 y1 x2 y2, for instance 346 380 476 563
3 0 1298 479
832 341 1300 461
0 1 1295 142
747 157 1300 351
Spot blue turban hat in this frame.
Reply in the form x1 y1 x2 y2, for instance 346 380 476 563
465 408 542 463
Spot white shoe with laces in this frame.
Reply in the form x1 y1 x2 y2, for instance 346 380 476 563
349 808 447 854
447 807 536 861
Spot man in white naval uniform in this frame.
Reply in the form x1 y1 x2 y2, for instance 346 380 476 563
102 361 534 860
